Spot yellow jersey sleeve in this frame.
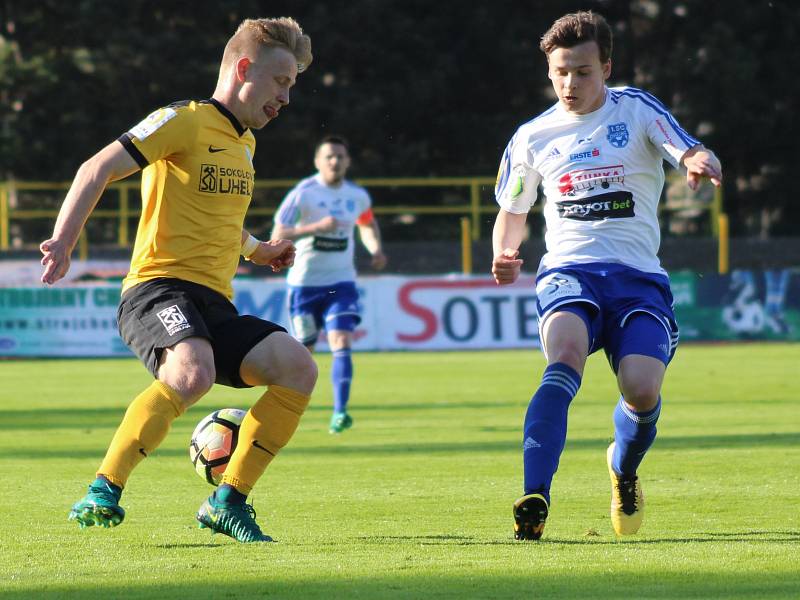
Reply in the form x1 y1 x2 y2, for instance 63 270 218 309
119 105 197 168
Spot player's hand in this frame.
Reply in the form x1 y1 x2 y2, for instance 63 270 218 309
250 239 296 272
40 237 72 285
370 250 387 270
684 149 722 191
492 248 523 285
314 216 338 233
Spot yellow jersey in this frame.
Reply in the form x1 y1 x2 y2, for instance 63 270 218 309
119 99 256 299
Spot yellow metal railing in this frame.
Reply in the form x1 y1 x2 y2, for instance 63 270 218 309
0 177 498 252
710 185 723 238
0 184 8 250
0 177 723 269
460 217 473 274
0 180 143 251
247 177 494 241
717 213 729 274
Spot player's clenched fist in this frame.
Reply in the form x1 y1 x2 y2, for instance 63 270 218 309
313 215 339 233
40 238 72 285
684 148 722 191
492 248 523 285
249 239 296 272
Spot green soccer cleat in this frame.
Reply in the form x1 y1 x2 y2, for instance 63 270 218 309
196 496 273 543
329 411 353 434
513 493 549 540
68 478 125 529
607 442 644 535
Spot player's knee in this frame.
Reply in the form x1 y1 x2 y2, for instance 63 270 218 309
290 348 318 397
546 343 586 374
327 328 353 351
621 379 660 411
162 364 215 406
186 367 215 399
273 338 318 396
618 353 665 411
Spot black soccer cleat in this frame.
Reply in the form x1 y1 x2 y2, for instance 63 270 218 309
513 493 549 540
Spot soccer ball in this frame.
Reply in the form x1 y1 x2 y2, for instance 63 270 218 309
189 408 247 486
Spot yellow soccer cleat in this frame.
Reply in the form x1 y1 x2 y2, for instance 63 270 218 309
513 493 549 540
607 442 644 535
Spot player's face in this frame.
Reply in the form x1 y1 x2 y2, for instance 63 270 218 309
314 143 351 185
239 46 298 130
547 41 610 115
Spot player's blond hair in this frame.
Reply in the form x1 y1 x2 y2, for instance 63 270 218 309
221 17 312 74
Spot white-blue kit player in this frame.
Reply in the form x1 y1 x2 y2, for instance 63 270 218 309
491 11 722 540
272 136 387 433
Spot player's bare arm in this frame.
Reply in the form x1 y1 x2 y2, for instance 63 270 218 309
271 215 338 241
356 221 387 270
491 209 527 285
40 141 140 285
681 144 722 190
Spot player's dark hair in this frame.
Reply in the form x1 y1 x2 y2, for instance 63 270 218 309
540 11 613 63
315 135 350 154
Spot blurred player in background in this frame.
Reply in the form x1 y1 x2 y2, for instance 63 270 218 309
271 136 387 434
40 17 315 543
491 11 722 540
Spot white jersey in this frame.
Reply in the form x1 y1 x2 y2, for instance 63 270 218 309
276 174 372 286
495 86 699 275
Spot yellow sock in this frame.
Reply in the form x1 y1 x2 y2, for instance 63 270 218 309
97 380 184 488
221 384 310 494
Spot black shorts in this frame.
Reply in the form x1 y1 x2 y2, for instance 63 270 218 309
117 278 286 388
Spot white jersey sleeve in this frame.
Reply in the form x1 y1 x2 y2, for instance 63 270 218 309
633 90 700 168
356 187 372 219
495 130 543 214
275 186 303 226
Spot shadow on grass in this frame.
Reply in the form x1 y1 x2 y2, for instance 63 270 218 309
0 406 326 432
0 400 523 431
356 530 800 545
8 431 800 460
3 570 799 600
702 530 799 537
153 543 222 549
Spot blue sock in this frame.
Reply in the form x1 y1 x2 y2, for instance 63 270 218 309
612 396 661 476
215 483 247 505
331 348 353 413
523 363 581 504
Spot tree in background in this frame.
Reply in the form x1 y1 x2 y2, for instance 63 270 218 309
1 0 798 237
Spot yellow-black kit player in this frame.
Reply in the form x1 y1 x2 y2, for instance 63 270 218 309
40 17 315 543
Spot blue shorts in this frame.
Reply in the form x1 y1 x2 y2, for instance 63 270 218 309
287 281 361 345
535 263 679 371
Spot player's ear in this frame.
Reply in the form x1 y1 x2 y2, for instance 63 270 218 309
235 57 252 83
602 60 612 80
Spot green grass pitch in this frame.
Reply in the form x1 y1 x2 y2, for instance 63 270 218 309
1 344 798 599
